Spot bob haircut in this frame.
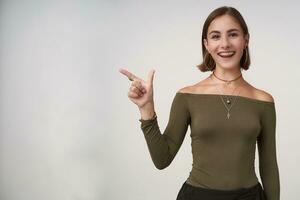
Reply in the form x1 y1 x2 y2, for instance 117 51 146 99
197 6 250 72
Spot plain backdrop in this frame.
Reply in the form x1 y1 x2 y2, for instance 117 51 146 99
0 0 299 200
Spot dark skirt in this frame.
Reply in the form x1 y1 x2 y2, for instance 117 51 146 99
176 181 266 200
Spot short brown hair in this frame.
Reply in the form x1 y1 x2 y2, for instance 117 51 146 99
197 6 250 72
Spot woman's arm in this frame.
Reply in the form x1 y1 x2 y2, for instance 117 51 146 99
257 103 280 200
139 92 191 170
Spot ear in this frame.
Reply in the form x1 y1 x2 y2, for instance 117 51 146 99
244 34 250 48
203 38 210 53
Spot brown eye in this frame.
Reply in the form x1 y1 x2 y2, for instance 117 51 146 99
229 33 238 37
211 35 220 39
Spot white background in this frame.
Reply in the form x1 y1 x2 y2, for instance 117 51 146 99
0 0 299 199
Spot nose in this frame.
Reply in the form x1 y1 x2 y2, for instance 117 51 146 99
220 36 230 49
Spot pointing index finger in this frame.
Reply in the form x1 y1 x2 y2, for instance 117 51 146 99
119 68 139 81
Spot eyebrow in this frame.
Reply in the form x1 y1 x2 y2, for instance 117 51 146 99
208 28 240 35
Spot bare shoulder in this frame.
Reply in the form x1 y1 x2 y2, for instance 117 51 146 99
177 85 194 93
177 78 210 94
253 88 275 103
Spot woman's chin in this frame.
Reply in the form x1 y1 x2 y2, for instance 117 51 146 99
216 62 240 69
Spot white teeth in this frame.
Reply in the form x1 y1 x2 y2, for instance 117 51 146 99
218 51 235 57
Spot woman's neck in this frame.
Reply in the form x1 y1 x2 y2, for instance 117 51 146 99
210 68 247 89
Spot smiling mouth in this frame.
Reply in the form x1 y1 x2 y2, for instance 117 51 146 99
218 51 236 58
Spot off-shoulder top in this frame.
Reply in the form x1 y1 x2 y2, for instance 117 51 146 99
139 92 280 200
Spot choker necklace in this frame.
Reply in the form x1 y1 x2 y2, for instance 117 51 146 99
210 73 243 119
212 71 243 85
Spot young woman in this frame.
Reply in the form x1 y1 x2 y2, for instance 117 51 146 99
119 6 280 200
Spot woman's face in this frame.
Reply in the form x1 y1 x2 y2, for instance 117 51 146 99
204 14 249 70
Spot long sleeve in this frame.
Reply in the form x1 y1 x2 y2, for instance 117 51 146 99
138 92 190 170
257 103 280 200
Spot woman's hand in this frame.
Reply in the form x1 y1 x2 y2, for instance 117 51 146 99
119 68 155 109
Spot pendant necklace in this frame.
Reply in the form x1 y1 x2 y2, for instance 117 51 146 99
210 72 243 119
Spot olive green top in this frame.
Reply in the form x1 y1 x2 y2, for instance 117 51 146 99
139 92 280 200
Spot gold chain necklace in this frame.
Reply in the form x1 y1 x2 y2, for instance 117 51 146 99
210 72 243 119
